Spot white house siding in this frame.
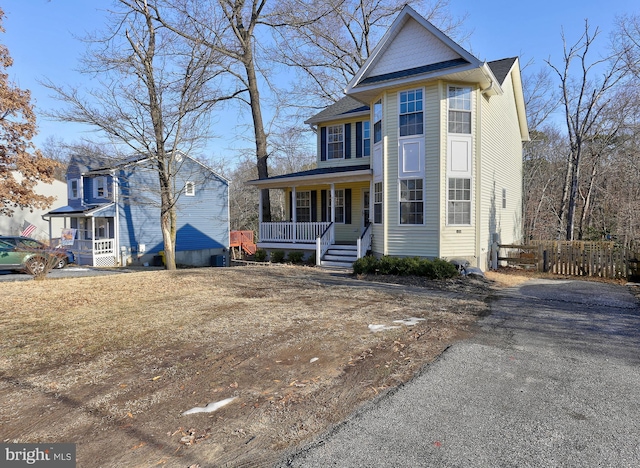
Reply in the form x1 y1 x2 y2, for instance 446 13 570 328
476 71 524 268
0 172 67 242
368 17 461 78
384 83 440 258
439 83 477 263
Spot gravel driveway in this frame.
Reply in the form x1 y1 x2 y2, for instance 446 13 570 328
278 279 640 467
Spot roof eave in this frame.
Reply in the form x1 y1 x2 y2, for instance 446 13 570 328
305 108 371 125
246 169 372 189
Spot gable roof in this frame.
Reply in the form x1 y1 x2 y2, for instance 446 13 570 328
487 57 518 86
345 5 501 103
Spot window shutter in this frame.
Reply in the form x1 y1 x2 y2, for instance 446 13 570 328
320 127 327 161
344 123 351 159
311 190 317 222
321 190 327 222
288 191 293 221
345 189 352 224
355 122 363 158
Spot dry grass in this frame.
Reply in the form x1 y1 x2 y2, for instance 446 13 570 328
0 265 490 467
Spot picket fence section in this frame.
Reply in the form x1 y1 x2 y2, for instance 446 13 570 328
492 240 639 279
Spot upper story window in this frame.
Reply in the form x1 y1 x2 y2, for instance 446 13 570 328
327 125 344 160
68 179 79 199
373 100 382 144
399 89 424 137
363 121 371 157
185 181 195 196
93 176 107 199
448 86 471 134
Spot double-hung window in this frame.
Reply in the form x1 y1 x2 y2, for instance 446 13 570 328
327 125 344 160
399 89 423 137
363 121 371 157
69 179 79 199
399 179 424 225
94 176 107 199
328 189 345 223
374 182 383 224
448 86 471 134
447 178 471 224
373 100 382 144
295 191 311 222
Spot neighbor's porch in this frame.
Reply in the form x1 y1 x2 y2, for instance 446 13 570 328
44 204 119 267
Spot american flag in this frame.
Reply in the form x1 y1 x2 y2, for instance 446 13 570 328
20 220 37 237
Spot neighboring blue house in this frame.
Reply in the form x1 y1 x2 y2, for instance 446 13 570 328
44 153 229 267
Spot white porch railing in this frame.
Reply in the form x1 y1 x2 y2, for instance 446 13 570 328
73 238 117 267
259 222 332 243
357 224 373 259
315 222 335 266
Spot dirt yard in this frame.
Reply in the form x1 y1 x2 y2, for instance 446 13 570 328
1 265 503 467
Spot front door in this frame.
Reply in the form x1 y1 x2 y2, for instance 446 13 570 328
362 189 370 228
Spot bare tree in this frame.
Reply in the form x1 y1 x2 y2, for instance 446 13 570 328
44 0 232 269
271 0 469 108
154 0 282 223
0 8 59 217
547 21 630 240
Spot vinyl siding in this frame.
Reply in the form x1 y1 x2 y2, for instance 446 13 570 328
385 84 440 258
439 82 477 261
117 158 229 254
317 117 371 169
368 17 460 77
477 72 523 268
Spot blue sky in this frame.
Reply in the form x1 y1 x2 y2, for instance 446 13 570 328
2 0 639 163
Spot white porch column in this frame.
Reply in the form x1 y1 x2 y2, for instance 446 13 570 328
258 189 263 224
91 216 96 266
292 186 297 243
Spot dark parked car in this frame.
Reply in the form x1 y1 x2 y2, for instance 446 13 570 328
0 236 74 272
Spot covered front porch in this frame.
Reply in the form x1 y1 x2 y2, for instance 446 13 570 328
248 165 373 266
44 204 119 267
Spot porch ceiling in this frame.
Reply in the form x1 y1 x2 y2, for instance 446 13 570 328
247 165 372 189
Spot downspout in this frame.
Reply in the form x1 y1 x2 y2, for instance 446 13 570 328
475 87 483 269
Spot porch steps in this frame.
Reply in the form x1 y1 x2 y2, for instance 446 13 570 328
321 244 357 269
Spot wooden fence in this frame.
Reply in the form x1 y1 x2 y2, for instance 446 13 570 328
492 241 640 280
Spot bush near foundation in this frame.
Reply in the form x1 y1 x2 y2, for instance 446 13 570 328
353 255 459 279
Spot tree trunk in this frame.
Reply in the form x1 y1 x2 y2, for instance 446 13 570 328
244 52 271 222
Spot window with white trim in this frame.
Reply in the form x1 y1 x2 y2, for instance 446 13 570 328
69 179 79 199
327 125 344 160
374 182 383 224
185 181 195 196
296 191 311 222
502 188 507 209
93 176 107 198
373 100 382 144
448 178 471 224
448 86 471 134
399 179 424 225
363 121 371 157
399 89 423 137
328 189 345 223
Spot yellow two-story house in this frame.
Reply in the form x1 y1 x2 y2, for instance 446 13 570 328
249 6 528 270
